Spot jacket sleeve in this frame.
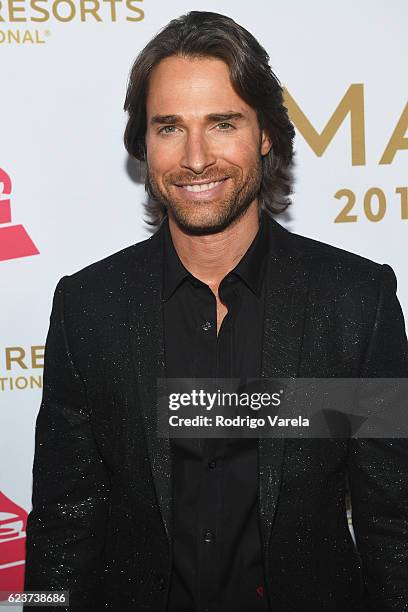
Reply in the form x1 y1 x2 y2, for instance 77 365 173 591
347 264 408 611
24 276 111 611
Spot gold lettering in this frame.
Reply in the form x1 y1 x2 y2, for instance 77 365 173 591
284 84 366 166
0 376 43 391
363 187 386 222
334 189 357 223
8 28 20 41
30 375 42 389
80 0 102 22
31 345 45 368
379 104 408 165
15 376 28 390
22 28 34 42
396 187 408 220
35 28 45 42
7 0 26 21
31 0 50 22
0 1 5 22
52 0 76 22
103 0 120 21
126 0 143 21
6 347 28 370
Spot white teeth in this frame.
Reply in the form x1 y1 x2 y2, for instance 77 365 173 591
183 180 223 193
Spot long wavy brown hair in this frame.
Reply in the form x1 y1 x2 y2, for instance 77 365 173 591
123 10 295 227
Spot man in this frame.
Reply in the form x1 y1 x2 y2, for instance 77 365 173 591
24 10 408 612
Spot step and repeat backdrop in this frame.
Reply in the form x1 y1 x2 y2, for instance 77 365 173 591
0 0 407 606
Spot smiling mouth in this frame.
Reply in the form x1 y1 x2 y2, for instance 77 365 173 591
176 179 227 193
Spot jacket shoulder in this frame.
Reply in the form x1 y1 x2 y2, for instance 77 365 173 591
269 217 396 294
285 225 382 271
61 230 159 292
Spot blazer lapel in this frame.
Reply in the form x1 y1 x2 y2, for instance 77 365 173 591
127 221 172 542
126 213 310 551
258 216 311 556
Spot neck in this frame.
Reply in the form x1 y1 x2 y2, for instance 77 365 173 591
167 200 260 292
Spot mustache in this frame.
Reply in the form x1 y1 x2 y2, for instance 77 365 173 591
164 169 239 186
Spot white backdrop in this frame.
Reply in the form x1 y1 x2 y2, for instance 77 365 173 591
1 0 407 605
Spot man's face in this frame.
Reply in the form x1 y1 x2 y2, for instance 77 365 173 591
145 55 272 234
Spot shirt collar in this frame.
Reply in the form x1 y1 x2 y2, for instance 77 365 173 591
162 208 270 302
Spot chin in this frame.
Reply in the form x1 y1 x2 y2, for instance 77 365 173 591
176 218 228 236
170 205 233 235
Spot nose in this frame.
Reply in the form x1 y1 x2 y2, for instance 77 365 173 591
180 130 216 174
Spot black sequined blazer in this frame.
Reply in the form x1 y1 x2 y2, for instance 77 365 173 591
24 213 408 611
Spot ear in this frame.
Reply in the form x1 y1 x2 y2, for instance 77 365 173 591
260 130 272 156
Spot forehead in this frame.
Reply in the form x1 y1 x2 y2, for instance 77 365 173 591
145 55 251 119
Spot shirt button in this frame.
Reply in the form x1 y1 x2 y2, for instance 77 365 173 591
203 529 215 543
158 576 165 590
208 459 217 469
202 321 212 331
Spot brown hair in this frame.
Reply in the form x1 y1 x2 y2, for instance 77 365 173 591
123 10 295 227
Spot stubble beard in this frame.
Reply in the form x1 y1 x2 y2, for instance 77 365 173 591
146 158 263 236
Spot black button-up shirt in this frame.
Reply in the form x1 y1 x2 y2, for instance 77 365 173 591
163 209 271 612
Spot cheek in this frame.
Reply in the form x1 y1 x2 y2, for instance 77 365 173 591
146 147 170 177
220 137 259 170
217 127 260 157
146 137 182 173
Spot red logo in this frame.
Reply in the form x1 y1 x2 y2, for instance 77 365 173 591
256 585 264 597
0 491 28 599
0 168 39 262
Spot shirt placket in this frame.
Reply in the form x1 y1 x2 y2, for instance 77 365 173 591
197 278 241 612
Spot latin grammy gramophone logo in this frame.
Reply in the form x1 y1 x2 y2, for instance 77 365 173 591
0 491 27 597
0 168 39 262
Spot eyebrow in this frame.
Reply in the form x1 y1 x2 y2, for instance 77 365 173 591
149 112 245 125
